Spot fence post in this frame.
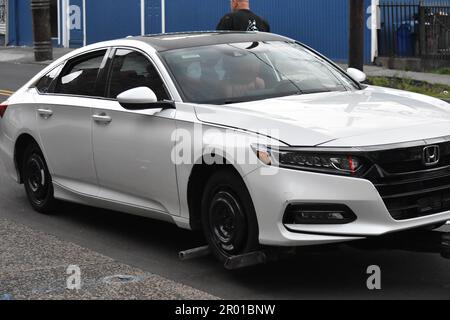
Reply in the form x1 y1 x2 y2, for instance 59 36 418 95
419 3 426 56
349 0 365 71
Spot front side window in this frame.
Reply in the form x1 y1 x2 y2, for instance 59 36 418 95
162 41 360 104
54 50 107 97
107 49 169 101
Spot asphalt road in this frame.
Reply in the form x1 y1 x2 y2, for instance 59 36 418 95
0 61 449 300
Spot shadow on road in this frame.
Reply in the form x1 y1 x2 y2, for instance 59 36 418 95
1 159 448 299
39 199 450 300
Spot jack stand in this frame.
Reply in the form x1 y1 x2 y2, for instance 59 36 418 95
179 245 211 261
224 248 296 270
179 245 296 269
224 251 268 270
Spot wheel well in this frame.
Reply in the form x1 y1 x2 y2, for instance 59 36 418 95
14 134 39 184
187 161 242 231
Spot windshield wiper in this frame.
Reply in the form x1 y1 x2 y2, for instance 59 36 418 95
224 100 248 105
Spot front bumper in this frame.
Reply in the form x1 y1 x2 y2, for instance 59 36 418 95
243 167 450 246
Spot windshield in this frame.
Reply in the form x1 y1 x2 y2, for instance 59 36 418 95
161 41 359 105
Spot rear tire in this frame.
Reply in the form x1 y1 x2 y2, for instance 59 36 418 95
201 169 259 263
22 142 58 214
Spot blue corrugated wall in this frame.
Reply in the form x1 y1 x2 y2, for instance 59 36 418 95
69 0 84 47
86 0 141 44
13 0 446 64
166 0 229 33
7 0 33 46
145 0 162 34
166 0 373 63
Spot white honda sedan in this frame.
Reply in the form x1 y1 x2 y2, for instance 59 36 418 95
1 32 449 265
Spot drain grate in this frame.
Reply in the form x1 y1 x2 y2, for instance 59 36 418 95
101 275 142 285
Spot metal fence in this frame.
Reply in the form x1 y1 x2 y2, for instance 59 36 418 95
0 0 6 25
378 0 450 60
0 0 6 46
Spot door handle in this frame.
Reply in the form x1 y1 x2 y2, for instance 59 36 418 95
92 114 112 124
37 108 53 119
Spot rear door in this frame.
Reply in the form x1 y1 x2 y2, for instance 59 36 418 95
91 48 180 216
36 49 109 195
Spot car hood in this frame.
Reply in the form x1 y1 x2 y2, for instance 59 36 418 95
194 86 450 147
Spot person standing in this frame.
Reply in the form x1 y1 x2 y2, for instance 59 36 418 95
217 0 270 32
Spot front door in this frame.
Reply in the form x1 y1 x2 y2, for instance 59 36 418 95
92 48 179 216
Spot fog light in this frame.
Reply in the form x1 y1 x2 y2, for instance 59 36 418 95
283 204 357 225
294 211 346 224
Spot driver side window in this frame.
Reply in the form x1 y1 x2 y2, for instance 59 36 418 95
107 49 170 101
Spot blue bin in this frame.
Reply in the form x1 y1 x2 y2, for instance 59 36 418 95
396 23 415 56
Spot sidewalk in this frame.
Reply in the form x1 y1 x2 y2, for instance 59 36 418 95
338 63 450 87
0 47 74 65
0 217 217 300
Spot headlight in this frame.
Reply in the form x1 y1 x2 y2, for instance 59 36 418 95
252 145 366 176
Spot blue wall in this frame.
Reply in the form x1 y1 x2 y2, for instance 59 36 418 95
145 0 162 34
86 0 141 44
8 0 33 46
69 0 84 47
166 0 228 33
8 0 412 64
166 0 373 63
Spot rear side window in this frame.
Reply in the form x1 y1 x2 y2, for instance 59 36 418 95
54 50 107 97
107 49 169 101
35 64 63 93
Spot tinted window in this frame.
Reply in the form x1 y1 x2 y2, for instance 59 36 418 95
54 50 106 97
107 49 169 101
35 64 63 93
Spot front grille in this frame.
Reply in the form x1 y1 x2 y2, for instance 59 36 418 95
372 168 450 220
369 142 450 173
362 141 450 221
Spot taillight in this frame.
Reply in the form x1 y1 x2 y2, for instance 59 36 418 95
0 104 8 118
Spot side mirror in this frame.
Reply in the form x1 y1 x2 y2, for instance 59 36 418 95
346 68 367 83
117 87 174 110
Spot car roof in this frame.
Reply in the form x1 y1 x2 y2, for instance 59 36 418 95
131 31 293 52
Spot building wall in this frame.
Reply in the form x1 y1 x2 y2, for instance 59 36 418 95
165 0 373 63
11 0 435 64
86 0 141 44
8 0 33 46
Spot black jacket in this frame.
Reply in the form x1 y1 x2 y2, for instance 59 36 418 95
217 9 270 32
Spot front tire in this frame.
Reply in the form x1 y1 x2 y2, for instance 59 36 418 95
22 142 57 214
201 169 259 263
